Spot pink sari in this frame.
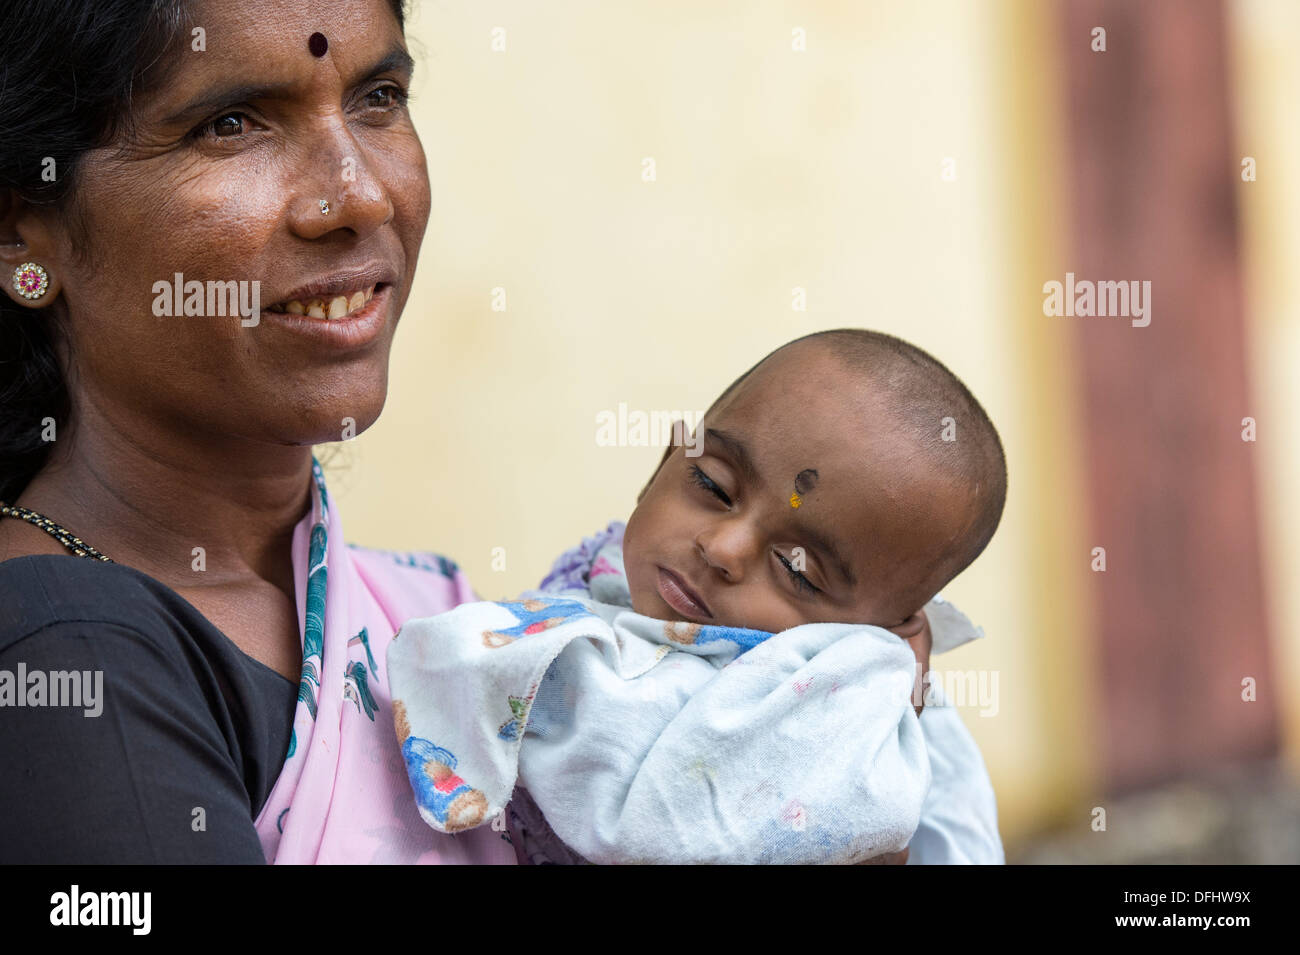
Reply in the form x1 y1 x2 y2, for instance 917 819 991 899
252 459 517 864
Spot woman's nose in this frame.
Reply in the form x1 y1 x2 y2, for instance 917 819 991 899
288 128 394 240
695 518 759 583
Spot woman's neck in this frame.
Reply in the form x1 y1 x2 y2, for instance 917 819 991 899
14 398 314 595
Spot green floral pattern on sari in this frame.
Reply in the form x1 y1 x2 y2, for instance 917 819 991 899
287 458 330 760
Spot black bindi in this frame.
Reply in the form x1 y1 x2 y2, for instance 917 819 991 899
308 32 328 57
794 469 819 496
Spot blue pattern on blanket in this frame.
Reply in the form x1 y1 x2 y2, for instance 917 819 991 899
693 624 772 652
401 736 489 832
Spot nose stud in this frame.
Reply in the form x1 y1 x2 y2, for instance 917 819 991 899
12 262 49 300
319 199 330 215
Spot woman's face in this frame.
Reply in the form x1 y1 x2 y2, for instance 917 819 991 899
45 0 429 448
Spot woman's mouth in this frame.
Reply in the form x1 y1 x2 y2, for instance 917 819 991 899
656 567 713 621
266 284 378 319
260 283 393 350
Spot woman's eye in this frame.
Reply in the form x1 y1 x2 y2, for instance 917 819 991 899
688 465 732 507
214 115 240 136
364 85 409 110
192 112 250 141
777 552 819 595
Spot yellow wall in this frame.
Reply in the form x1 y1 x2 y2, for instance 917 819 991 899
1230 0 1300 776
321 0 1124 848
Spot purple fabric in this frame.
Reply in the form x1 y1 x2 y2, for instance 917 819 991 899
537 520 626 595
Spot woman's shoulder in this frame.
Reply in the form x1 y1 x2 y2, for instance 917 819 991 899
0 554 293 862
0 553 216 653
0 552 294 702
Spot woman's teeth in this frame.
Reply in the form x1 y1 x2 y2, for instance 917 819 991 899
272 285 376 319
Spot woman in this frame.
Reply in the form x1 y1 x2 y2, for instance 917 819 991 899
0 0 964 863
0 0 522 863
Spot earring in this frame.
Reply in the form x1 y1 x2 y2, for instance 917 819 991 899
12 262 49 300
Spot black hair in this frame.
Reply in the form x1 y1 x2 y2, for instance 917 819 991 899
0 0 408 503
706 328 1009 601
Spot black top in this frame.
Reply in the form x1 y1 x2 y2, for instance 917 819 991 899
0 554 297 863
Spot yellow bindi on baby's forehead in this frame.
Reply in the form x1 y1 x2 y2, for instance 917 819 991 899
789 468 819 508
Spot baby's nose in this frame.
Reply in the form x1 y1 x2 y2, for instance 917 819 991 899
695 521 758 582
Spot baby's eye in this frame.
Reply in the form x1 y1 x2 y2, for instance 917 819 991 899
688 465 732 507
776 551 820 596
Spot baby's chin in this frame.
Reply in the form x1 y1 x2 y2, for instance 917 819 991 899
628 596 692 626
624 584 670 622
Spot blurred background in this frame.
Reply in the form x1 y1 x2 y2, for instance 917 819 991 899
319 0 1300 862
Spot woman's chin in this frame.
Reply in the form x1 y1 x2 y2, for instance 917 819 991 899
283 368 391 440
268 399 386 448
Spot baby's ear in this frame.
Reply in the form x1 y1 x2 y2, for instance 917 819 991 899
635 423 682 503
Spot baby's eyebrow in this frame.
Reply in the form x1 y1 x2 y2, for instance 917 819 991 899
704 428 758 482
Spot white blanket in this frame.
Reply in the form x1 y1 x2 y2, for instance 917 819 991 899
387 528 1000 864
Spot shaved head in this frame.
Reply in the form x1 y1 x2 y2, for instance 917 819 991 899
707 328 1007 605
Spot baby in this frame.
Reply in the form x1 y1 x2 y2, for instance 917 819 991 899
388 328 1007 864
622 328 1004 638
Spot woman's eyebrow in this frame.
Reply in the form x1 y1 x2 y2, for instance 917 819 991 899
163 81 297 125
161 46 415 125
360 48 416 83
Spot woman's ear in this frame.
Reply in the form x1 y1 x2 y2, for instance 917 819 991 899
0 191 64 308
635 420 682 503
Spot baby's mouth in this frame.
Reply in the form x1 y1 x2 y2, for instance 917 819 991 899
656 566 713 621
266 284 378 319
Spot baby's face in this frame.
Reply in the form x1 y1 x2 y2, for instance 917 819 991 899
621 343 972 633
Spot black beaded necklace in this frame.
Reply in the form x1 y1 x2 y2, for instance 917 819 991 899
0 502 114 562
